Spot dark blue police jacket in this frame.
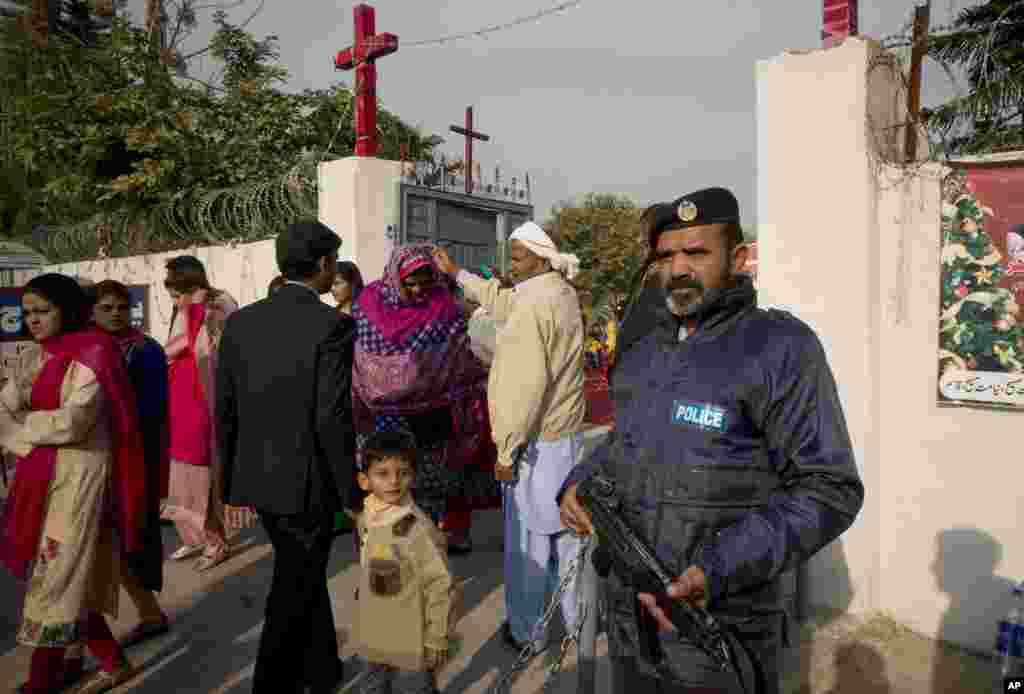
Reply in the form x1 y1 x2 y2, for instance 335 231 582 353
563 274 864 620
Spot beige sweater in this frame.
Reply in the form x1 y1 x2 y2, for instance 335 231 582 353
457 270 586 469
355 503 454 671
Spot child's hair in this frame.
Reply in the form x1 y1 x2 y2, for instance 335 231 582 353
360 431 418 472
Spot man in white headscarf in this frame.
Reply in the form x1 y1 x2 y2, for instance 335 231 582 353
434 223 587 653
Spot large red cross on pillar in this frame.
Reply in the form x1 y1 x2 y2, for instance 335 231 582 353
334 4 398 157
449 107 490 195
822 0 859 48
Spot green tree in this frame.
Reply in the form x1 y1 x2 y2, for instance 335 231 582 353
0 2 435 262
547 193 646 325
927 0 1024 153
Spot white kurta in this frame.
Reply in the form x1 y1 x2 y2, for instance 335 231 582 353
513 434 584 536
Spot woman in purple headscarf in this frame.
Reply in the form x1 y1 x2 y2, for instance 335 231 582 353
351 244 499 553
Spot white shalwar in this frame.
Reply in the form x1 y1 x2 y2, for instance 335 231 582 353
503 432 585 647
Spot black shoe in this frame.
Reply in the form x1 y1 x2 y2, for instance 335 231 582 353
446 534 473 556
500 622 529 653
307 658 344 694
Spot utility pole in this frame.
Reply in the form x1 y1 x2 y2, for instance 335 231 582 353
905 0 931 162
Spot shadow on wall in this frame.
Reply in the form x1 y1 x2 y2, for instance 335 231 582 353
931 527 1015 694
795 539 855 694
823 643 891 694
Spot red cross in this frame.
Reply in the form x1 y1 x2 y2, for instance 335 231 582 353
449 107 490 194
822 0 858 48
334 4 398 157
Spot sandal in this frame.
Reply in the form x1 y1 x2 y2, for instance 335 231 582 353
119 615 170 648
169 544 203 561
194 551 229 572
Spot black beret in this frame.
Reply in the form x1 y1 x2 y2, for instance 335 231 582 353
647 187 740 248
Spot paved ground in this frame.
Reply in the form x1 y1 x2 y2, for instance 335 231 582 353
0 427 998 693
0 429 615 694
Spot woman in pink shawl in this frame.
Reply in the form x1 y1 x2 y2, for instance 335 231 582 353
159 256 239 572
352 244 499 553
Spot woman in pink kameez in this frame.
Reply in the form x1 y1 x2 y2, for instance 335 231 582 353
159 256 239 572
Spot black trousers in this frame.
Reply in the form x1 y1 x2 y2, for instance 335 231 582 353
253 511 341 694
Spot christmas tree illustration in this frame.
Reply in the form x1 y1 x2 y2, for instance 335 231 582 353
939 174 1024 374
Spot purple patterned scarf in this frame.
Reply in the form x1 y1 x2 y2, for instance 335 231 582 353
352 245 486 422
355 245 464 348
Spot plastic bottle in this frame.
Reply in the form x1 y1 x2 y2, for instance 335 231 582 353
996 581 1024 688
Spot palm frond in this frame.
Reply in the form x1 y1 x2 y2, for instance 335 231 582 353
925 0 1024 155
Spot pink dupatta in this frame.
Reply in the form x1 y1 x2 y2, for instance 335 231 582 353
167 301 211 467
165 288 236 468
165 288 254 529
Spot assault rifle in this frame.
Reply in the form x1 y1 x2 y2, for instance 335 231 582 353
576 473 753 690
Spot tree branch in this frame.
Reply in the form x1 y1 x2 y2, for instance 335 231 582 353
189 0 248 14
166 0 188 49
181 0 263 62
178 72 225 93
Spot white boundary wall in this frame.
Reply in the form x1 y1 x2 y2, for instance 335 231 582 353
758 37 1024 652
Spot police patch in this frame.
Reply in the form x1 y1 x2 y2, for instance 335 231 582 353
671 400 728 432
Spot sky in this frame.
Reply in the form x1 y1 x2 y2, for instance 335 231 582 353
124 0 979 225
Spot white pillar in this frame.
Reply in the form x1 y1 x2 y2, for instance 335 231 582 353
318 157 404 283
756 38 903 617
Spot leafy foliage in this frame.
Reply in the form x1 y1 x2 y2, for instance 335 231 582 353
927 0 1024 154
0 2 435 262
547 193 646 325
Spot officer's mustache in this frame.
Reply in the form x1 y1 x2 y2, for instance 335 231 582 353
665 277 703 293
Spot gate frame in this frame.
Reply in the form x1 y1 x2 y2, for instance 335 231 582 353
398 183 533 277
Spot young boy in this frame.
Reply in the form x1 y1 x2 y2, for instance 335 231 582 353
355 431 454 694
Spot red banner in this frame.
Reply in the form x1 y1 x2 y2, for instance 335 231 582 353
960 166 1024 309
938 155 1024 409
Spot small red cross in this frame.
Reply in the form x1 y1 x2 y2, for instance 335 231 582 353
334 4 398 157
449 107 490 194
822 0 858 47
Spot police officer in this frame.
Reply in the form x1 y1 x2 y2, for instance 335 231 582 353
558 187 864 693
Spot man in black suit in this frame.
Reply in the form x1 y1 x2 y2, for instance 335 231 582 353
216 220 355 694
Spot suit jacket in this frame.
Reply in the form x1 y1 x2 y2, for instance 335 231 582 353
216 283 356 516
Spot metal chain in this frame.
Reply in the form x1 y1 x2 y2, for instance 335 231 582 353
487 536 594 694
